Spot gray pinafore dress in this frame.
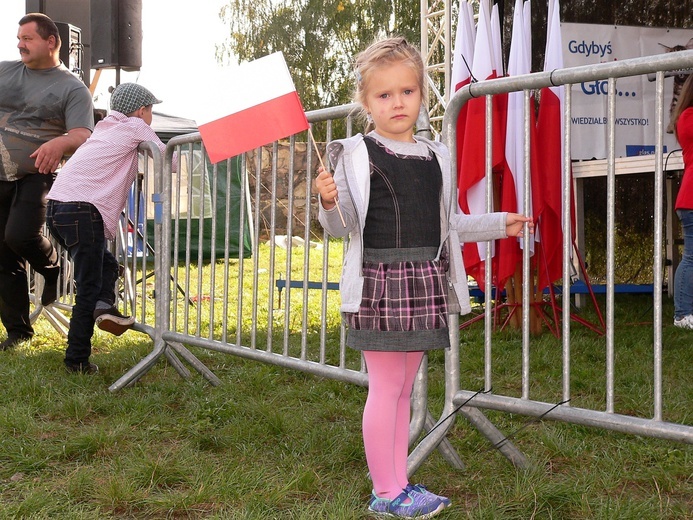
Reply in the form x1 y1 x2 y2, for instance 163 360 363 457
345 133 450 352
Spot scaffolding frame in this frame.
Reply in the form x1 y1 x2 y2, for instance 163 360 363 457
422 0 485 136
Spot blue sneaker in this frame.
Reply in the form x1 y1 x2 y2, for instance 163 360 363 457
387 489 445 518
368 491 392 515
405 483 452 509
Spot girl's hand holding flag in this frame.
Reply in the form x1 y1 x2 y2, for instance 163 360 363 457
315 166 338 210
315 163 346 227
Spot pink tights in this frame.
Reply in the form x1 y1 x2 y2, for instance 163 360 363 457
362 350 425 499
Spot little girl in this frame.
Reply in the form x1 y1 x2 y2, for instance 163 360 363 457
316 37 532 518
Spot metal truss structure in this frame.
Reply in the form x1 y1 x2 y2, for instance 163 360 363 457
421 0 483 136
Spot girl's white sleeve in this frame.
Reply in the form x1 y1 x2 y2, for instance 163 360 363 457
451 211 508 243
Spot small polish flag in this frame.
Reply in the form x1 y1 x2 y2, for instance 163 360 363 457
198 52 310 164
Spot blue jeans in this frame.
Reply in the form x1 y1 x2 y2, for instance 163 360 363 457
46 201 119 364
674 209 693 319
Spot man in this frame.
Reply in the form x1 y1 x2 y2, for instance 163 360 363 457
0 13 94 350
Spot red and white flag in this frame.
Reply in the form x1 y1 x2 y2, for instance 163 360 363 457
536 0 574 290
198 52 309 164
458 0 505 286
452 0 476 205
504 0 540 221
451 0 475 93
496 0 531 288
490 2 504 78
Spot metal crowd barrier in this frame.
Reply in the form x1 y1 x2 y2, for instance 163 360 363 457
106 102 499 467
408 49 693 473
32 49 692 474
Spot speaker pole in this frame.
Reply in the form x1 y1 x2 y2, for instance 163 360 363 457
89 69 102 95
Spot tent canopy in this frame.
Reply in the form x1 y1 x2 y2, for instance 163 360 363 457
145 112 252 260
152 112 198 142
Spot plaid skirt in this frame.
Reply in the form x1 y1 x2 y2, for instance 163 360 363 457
345 248 450 351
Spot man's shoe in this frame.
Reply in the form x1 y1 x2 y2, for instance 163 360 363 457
41 267 60 306
0 335 31 351
94 306 135 336
65 361 99 375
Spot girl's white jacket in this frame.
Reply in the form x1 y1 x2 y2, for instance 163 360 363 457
318 133 508 316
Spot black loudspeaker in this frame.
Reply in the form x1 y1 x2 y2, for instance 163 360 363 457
55 21 83 78
90 0 142 71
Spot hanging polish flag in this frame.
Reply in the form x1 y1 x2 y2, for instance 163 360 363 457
458 0 504 286
198 52 309 164
451 0 476 93
490 2 504 78
536 0 575 291
452 0 476 210
496 0 527 289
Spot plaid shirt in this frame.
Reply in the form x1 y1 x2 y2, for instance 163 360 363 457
47 111 171 240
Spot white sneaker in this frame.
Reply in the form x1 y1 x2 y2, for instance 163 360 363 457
673 315 693 329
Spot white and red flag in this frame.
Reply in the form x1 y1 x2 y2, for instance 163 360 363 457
496 0 533 289
458 0 505 286
536 0 574 291
504 0 540 224
198 52 309 164
490 2 504 78
451 0 476 200
451 0 476 93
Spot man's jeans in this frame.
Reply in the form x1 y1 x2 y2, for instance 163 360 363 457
674 209 693 319
46 201 118 364
0 175 59 339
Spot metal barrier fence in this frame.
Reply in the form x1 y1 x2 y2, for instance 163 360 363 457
106 103 502 467
108 105 369 391
32 49 693 474
408 49 693 473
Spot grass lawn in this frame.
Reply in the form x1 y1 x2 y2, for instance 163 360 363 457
0 286 691 518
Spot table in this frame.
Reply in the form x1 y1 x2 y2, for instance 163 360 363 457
571 151 684 298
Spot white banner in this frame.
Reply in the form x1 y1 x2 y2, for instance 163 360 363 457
561 23 692 159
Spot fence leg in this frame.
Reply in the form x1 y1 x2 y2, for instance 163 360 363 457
31 305 70 336
407 313 530 473
29 289 70 336
162 346 192 378
408 403 529 475
410 357 466 471
425 411 466 470
407 408 458 475
109 337 169 392
455 404 530 469
166 341 222 386
108 324 221 392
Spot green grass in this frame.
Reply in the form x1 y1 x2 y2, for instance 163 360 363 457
0 261 691 518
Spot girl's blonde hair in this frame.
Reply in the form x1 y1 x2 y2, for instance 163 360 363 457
353 37 426 128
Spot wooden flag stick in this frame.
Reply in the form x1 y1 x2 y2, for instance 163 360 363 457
309 127 346 228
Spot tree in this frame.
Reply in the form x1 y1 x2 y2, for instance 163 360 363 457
217 0 420 111
217 0 693 111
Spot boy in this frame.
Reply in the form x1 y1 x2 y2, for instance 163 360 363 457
46 83 173 374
